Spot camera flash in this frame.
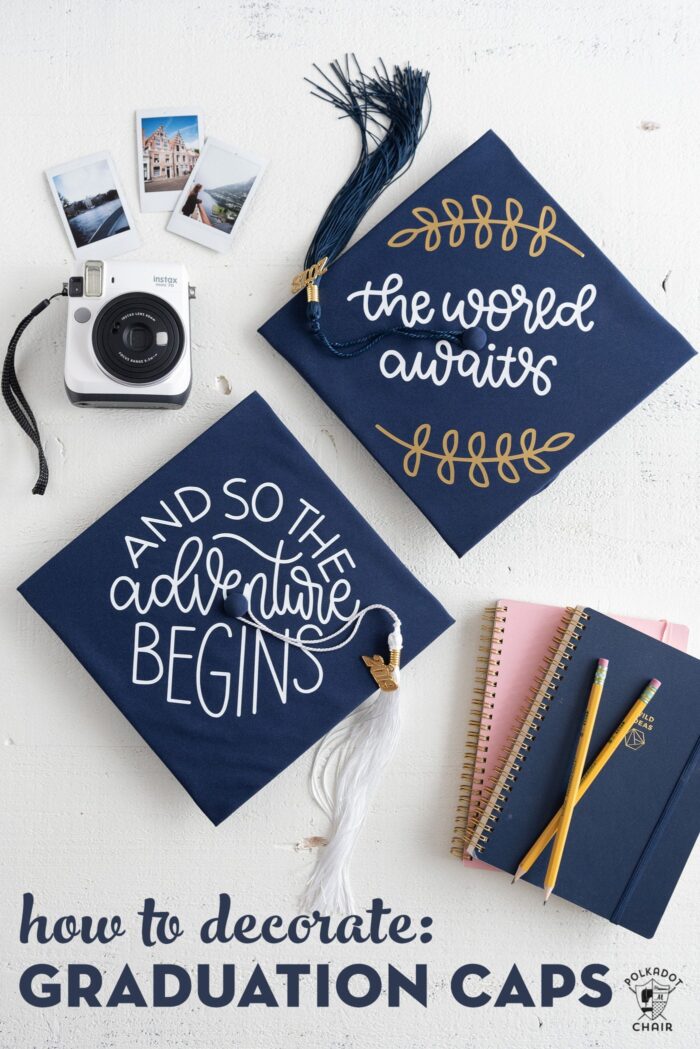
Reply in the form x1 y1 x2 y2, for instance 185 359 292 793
156 332 168 347
84 261 104 297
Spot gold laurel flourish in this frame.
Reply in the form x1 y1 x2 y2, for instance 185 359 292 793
387 195 584 258
375 423 575 487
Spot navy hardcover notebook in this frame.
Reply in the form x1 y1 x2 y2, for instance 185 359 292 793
259 131 696 556
475 608 700 937
18 393 453 825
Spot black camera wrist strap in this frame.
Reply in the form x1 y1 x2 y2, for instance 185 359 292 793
2 290 66 496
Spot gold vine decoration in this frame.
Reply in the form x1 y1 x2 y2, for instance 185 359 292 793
375 423 575 487
387 196 584 258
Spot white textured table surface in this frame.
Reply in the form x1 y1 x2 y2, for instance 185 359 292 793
2 2 699 1046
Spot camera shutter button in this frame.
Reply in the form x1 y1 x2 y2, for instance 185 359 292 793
73 307 91 323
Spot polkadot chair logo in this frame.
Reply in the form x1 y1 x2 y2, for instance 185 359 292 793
625 968 682 1032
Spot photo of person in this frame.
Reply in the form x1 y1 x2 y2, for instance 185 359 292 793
168 138 266 252
181 182 204 219
46 152 140 259
136 110 203 211
179 146 258 232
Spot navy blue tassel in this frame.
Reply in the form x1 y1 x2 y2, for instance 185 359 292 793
300 57 464 357
304 57 430 276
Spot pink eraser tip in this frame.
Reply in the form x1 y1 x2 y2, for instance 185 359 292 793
650 678 661 690
598 658 609 669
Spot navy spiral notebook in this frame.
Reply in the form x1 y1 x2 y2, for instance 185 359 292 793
472 608 700 937
260 130 696 556
18 393 453 825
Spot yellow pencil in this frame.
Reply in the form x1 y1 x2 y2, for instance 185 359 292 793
543 658 609 903
514 677 661 884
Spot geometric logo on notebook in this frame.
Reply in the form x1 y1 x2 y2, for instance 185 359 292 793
624 727 646 751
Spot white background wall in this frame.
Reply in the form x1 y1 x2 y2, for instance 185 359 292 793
1 1 698 1046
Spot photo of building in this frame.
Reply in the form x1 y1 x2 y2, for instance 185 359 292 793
140 115 200 193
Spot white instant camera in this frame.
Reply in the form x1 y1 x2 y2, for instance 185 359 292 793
64 259 195 407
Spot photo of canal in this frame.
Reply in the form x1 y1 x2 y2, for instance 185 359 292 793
67 198 130 246
48 154 137 254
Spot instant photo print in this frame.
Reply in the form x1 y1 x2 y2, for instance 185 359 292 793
136 109 204 213
46 151 140 260
167 137 266 252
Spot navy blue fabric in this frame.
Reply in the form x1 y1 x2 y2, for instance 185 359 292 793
259 131 696 556
480 609 700 938
18 393 453 825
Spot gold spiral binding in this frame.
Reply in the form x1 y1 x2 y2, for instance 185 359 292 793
450 603 508 859
464 605 588 856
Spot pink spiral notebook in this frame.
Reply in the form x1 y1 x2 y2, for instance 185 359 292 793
452 599 690 868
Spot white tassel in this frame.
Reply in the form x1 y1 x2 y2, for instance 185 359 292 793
225 595 404 915
302 626 403 913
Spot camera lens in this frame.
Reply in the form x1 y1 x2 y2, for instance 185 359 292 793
126 323 153 352
92 293 184 385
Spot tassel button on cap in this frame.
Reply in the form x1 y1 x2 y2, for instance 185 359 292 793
461 326 488 352
223 591 249 619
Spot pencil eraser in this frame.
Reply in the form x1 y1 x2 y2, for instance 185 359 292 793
598 658 609 669
650 678 662 690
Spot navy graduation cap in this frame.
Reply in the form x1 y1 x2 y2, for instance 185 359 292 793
19 393 453 828
260 128 696 556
